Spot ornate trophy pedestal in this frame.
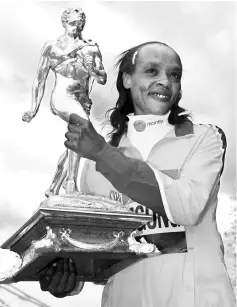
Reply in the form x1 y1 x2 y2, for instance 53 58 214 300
0 194 158 285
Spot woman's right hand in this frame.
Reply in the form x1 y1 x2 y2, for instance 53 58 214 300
39 258 78 298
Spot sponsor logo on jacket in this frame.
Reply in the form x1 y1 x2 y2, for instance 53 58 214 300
133 120 164 132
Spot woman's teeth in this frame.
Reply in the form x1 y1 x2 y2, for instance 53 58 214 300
151 93 169 99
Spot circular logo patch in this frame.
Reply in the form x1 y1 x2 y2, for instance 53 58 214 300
133 120 146 132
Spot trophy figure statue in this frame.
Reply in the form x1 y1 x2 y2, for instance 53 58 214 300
22 8 107 196
0 8 155 286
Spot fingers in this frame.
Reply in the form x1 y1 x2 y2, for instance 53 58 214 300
64 258 77 293
62 258 77 293
64 140 78 152
65 131 79 141
39 258 78 298
64 131 80 151
39 261 57 292
47 259 64 295
64 129 80 152
56 258 70 293
68 123 81 133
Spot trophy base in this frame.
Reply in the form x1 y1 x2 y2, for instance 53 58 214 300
1 194 157 284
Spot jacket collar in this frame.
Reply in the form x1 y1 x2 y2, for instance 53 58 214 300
174 119 194 137
125 112 193 137
118 119 194 147
157 119 194 138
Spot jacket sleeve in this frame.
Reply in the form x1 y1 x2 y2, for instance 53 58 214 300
146 125 227 226
95 125 226 226
95 143 167 218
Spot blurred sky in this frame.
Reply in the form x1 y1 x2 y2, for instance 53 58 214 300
0 1 236 306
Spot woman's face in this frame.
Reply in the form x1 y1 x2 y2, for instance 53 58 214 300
123 44 182 115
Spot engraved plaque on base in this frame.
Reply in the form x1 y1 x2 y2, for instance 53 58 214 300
0 194 159 285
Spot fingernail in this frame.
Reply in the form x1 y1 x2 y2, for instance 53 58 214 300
52 262 57 267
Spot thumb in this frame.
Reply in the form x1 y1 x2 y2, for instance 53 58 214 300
69 113 88 125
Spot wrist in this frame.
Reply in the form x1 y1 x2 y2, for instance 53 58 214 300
91 139 108 162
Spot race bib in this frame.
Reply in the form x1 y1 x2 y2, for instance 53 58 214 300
126 201 185 235
107 189 184 236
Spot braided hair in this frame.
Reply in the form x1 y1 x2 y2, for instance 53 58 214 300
105 41 190 147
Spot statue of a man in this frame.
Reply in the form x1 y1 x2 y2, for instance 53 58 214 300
22 8 107 196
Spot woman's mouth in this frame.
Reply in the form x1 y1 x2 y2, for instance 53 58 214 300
148 93 171 102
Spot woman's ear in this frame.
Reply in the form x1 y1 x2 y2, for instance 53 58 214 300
122 72 131 89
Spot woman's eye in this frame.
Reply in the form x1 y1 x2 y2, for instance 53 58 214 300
145 68 157 75
171 72 181 80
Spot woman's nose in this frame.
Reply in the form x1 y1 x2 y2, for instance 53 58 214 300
155 74 171 88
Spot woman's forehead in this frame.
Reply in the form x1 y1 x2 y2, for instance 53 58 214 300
136 44 181 67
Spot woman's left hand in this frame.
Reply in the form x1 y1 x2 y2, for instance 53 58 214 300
64 113 106 161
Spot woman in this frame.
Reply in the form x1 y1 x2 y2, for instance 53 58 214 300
39 41 235 306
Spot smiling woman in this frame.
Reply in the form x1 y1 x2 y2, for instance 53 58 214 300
122 43 182 116
39 41 236 307
108 42 188 147
0 1 235 307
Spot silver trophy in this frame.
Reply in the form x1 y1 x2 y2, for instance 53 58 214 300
0 8 155 285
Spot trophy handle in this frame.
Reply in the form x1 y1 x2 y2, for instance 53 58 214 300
60 229 125 251
127 230 161 255
32 226 62 253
